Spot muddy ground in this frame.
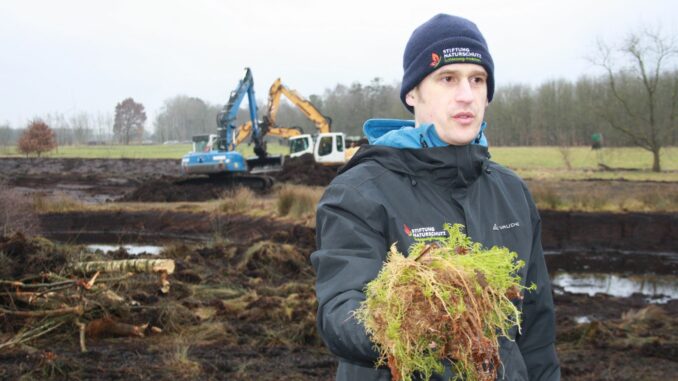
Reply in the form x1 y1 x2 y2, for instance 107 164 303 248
1 214 676 380
3 156 678 205
0 155 338 202
33 209 677 253
1 157 677 380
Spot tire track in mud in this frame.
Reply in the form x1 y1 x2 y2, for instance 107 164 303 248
39 210 676 252
39 211 316 250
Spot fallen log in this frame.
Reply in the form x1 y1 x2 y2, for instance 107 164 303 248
68 259 175 293
69 259 175 275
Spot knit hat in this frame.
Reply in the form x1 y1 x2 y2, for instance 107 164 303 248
400 14 495 113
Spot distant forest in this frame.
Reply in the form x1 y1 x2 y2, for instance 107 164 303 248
2 72 676 148
152 70 678 147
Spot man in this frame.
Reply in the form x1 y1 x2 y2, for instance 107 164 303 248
311 14 560 380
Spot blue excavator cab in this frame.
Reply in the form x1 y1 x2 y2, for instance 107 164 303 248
180 68 282 183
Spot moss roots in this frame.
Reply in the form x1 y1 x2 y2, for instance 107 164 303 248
355 224 533 381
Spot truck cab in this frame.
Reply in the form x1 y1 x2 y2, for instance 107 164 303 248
191 134 217 153
289 132 345 165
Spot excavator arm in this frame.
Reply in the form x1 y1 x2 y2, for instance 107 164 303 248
181 67 284 183
265 79 332 134
213 67 276 160
234 121 302 145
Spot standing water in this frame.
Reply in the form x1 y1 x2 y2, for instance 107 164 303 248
86 244 163 256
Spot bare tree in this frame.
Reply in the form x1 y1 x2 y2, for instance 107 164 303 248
69 112 93 145
114 98 147 144
594 28 678 171
95 112 114 143
0 122 15 146
153 96 217 142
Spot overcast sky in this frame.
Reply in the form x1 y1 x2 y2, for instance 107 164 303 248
1 0 677 129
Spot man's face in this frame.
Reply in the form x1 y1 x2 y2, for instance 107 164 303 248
406 64 488 146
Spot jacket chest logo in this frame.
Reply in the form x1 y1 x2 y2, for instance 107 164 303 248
492 221 520 231
403 224 449 240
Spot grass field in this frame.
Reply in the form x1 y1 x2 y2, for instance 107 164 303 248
490 146 678 171
0 142 291 159
490 147 678 181
1 144 676 181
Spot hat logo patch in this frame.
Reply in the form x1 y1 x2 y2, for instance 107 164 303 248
429 52 441 67
442 47 482 63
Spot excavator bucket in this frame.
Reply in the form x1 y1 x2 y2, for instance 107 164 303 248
247 155 284 174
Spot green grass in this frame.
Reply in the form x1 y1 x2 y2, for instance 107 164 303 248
1 144 676 182
490 146 678 171
0 144 193 159
490 146 678 182
515 168 678 182
2 144 674 168
0 142 291 159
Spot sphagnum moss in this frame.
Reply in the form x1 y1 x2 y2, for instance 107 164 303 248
355 224 533 381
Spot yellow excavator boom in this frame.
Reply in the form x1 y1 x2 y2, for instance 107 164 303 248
233 78 330 147
234 121 302 145
266 78 331 134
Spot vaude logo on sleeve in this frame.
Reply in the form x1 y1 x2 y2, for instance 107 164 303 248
493 221 520 231
403 224 449 239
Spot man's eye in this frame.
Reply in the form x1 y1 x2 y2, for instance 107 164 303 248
442 76 454 83
472 76 486 85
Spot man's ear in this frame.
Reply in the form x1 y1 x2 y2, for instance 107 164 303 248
405 90 417 107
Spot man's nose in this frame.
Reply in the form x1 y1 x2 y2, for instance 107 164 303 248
455 79 474 103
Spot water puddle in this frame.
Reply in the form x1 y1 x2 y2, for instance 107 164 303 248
574 316 591 324
87 244 163 256
552 272 678 303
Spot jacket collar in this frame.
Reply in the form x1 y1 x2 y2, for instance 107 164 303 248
363 118 488 148
340 144 489 188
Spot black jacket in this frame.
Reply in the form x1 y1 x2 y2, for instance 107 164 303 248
311 144 560 380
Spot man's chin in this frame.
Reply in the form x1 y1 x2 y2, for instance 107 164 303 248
440 131 479 146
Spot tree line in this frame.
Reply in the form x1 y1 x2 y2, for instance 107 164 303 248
1 98 148 146
6 73 674 147
4 29 675 170
1 112 114 146
5 71 675 158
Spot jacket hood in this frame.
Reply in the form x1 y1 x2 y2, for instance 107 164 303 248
339 144 490 188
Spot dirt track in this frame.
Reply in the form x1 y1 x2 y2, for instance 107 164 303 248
0 156 339 203
3 157 678 206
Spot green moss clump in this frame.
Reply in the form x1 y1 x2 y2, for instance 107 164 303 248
355 223 533 381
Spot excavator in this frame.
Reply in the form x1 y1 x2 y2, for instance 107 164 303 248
264 78 347 165
180 68 285 189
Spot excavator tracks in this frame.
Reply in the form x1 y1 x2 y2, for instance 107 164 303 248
175 173 274 191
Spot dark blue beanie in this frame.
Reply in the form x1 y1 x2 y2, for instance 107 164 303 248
400 14 495 113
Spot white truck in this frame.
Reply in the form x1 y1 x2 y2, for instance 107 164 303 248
288 132 346 165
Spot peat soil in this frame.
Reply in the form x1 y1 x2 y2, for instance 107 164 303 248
1 157 677 379
0 156 338 203
5 156 677 204
35 210 677 252
0 211 674 380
